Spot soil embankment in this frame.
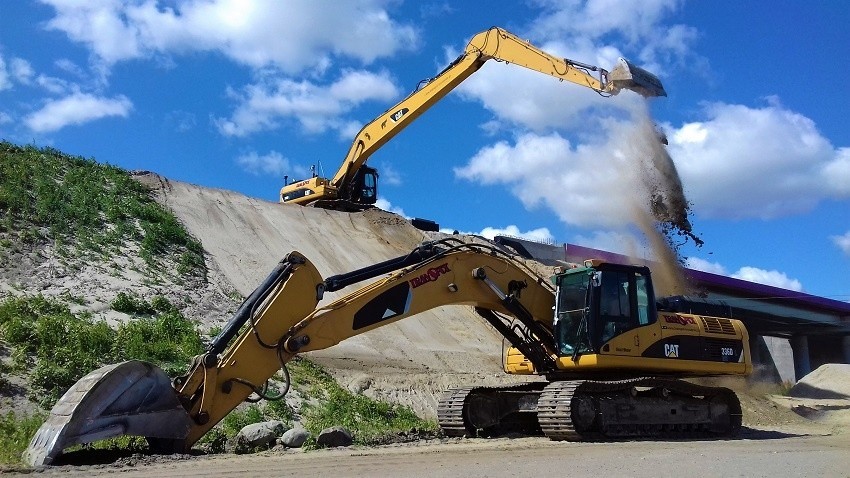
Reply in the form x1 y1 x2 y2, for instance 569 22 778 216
134 172 531 418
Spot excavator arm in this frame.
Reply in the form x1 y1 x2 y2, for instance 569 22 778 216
281 27 666 207
25 239 559 464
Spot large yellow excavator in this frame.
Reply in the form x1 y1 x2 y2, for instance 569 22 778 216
25 238 750 465
279 27 667 210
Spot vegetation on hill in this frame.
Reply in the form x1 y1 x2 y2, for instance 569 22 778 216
0 141 204 276
0 141 436 464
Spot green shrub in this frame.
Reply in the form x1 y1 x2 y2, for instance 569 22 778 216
0 297 116 407
110 292 155 315
0 141 206 277
112 310 204 376
0 295 204 408
288 358 437 446
0 412 45 465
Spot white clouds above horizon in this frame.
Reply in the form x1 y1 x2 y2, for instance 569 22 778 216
832 232 850 257
375 197 408 218
215 69 400 137
0 54 36 91
236 150 307 178
24 92 132 132
39 0 418 73
667 99 850 219
685 257 803 291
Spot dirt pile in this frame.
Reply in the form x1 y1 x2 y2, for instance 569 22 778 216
789 364 850 399
770 364 850 429
133 172 532 419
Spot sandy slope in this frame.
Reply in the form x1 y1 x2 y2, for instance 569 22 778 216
134 172 533 417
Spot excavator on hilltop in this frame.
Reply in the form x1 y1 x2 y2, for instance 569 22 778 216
26 238 751 466
279 27 667 211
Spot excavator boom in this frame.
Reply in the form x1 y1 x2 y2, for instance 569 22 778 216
280 27 666 208
25 240 557 464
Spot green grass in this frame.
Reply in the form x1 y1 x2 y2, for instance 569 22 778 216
0 141 205 277
288 357 438 447
0 294 203 408
0 412 45 465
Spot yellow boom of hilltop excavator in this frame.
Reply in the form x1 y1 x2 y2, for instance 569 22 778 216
278 27 666 211
25 239 751 465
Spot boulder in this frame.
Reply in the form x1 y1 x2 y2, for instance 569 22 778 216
280 426 311 448
230 420 287 454
316 426 353 448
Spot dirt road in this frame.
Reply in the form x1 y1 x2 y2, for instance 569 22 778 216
23 427 850 478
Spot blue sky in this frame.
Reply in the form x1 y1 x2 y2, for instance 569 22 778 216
1 1 848 301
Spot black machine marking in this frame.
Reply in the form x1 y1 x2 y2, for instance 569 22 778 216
641 335 742 362
352 282 412 330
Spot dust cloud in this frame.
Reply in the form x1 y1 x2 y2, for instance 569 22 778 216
615 101 701 296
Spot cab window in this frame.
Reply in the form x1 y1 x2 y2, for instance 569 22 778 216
597 269 653 344
554 271 591 356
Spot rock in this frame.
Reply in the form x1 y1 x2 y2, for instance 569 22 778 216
316 426 353 448
230 420 287 454
280 427 311 448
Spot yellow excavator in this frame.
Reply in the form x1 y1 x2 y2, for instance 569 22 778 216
279 27 667 211
25 238 750 465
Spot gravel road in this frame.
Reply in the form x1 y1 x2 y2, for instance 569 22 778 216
21 426 850 478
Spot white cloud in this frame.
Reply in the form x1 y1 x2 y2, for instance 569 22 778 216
572 230 645 257
236 150 305 177
667 100 850 219
375 197 407 218
0 55 32 90
0 111 12 125
40 0 418 73
375 162 402 186
477 225 554 243
455 113 673 229
24 92 132 132
215 69 399 137
831 231 850 257
0 55 9 91
36 75 70 94
526 0 695 66
443 224 555 243
685 257 803 291
8 57 34 85
732 267 803 292
685 257 726 275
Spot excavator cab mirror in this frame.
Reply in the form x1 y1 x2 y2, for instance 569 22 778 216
608 58 667 98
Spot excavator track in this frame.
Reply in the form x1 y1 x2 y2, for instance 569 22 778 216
437 383 546 437
438 378 741 441
539 378 742 440
436 387 475 437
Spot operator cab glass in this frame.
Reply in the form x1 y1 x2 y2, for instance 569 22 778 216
554 264 655 356
553 268 591 356
354 167 378 204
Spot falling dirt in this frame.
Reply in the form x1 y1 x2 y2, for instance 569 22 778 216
615 101 701 295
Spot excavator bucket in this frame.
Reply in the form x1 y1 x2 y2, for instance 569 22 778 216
23 360 191 467
608 58 667 97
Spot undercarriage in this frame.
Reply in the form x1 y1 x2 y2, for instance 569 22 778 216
437 378 742 440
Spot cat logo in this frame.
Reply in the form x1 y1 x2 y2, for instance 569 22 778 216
390 107 409 123
664 343 680 358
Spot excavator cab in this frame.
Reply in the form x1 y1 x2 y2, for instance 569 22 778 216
554 261 656 357
349 166 378 205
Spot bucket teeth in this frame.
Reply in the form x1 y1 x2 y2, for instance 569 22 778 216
23 360 191 466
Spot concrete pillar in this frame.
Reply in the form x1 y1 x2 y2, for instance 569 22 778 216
749 334 762 363
790 335 811 381
843 335 850 364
